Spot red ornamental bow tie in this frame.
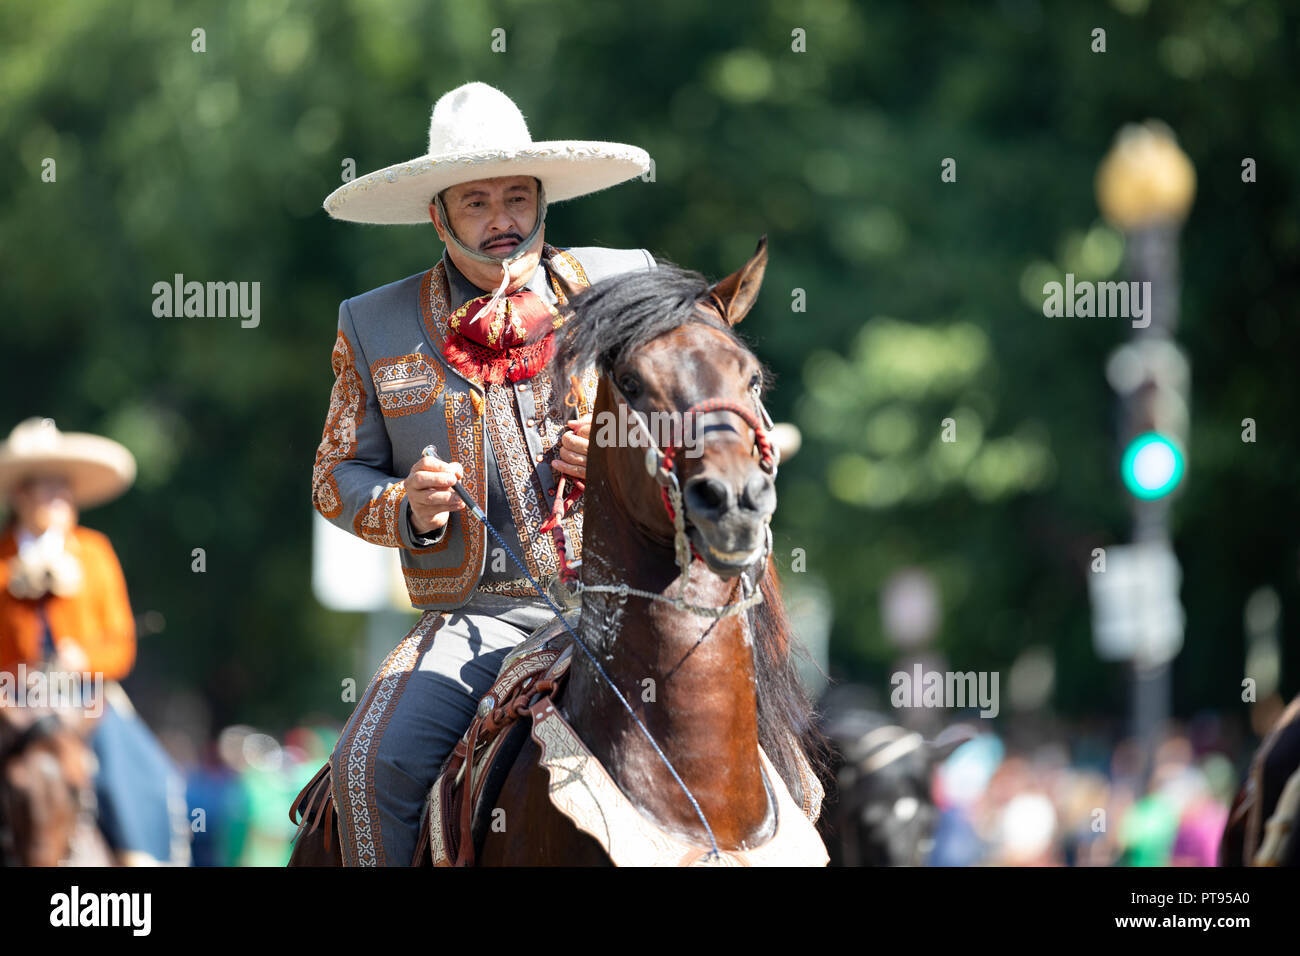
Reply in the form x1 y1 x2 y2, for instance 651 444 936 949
449 288 560 349
442 288 564 388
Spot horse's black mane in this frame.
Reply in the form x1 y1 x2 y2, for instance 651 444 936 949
547 260 829 803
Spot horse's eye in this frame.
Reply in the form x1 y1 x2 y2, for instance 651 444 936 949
749 373 762 391
619 374 641 397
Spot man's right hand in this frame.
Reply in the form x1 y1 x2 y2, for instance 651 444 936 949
406 453 466 534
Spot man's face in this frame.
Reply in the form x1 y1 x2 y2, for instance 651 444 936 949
429 175 544 293
12 475 77 536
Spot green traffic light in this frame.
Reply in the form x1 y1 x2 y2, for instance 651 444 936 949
1121 432 1185 499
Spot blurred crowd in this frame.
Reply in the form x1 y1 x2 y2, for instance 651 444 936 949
159 706 1257 867
925 716 1240 866
176 722 338 867
111 702 1269 867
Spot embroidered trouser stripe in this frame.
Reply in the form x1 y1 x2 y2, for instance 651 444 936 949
331 612 446 867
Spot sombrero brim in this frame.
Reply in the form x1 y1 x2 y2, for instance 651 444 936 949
0 436 136 509
322 140 650 225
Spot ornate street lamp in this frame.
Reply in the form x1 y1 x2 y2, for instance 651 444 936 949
1094 122 1196 794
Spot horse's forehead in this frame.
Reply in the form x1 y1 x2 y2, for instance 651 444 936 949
643 323 749 370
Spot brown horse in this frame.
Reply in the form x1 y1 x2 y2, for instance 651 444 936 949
290 238 826 865
0 698 111 866
475 237 822 863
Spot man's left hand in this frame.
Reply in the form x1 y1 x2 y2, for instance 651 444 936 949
552 414 591 482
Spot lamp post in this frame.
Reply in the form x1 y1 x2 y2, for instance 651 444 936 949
1094 121 1196 793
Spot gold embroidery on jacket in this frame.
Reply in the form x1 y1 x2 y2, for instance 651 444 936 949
353 482 406 547
371 353 444 418
313 330 365 519
393 267 488 602
485 381 560 581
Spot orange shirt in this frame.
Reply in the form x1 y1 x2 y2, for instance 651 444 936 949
0 525 136 681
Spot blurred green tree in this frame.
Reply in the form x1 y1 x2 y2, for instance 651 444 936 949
1 0 1295 736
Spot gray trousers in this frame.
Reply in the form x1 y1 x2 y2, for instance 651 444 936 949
329 592 556 866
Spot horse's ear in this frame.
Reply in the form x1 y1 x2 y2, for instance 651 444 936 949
708 235 768 326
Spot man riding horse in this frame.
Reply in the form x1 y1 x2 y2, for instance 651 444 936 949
307 82 656 866
0 417 189 865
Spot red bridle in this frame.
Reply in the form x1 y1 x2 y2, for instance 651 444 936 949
654 396 777 527
540 379 780 586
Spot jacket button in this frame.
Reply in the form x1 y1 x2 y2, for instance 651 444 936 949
526 418 535 428
517 383 529 391
535 453 544 463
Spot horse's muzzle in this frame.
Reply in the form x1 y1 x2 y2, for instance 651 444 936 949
683 467 775 576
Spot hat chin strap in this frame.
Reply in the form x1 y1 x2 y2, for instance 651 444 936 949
434 182 549 302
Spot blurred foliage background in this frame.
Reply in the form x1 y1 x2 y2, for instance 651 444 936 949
1 0 1296 745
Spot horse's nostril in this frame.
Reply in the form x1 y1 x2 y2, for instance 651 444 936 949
684 476 731 516
741 472 774 512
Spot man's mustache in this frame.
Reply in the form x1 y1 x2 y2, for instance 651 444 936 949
480 232 524 252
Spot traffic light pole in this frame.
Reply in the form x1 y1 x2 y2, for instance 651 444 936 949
1095 123 1196 800
1122 222 1180 795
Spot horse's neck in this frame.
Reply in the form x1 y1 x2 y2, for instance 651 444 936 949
564 468 774 849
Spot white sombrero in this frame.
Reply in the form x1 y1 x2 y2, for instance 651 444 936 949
0 418 136 509
323 82 651 225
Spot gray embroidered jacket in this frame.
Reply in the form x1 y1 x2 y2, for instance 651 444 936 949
312 244 655 610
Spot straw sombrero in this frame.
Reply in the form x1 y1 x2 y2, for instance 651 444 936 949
322 82 651 225
0 418 136 509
